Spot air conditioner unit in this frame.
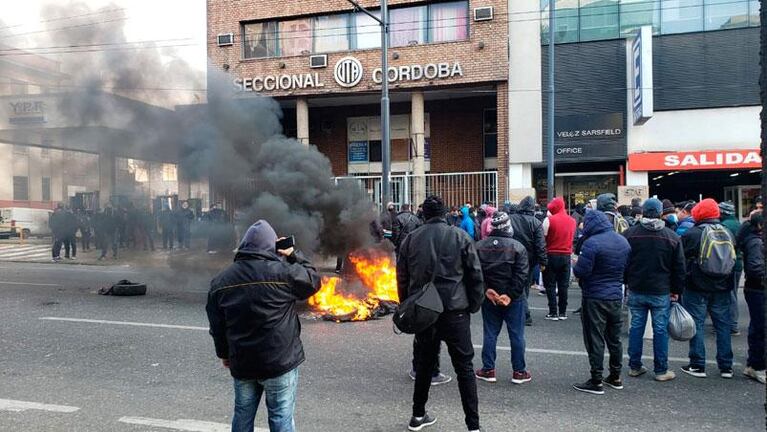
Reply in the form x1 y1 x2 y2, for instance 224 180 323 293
474 7 494 22
309 54 328 68
216 33 234 47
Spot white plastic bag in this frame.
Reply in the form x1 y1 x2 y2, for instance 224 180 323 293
669 302 696 341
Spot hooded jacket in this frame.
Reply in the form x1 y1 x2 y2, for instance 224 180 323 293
475 229 529 301
459 206 476 239
544 197 576 255
397 218 484 313
206 220 321 380
573 211 631 301
480 206 497 240
395 210 422 248
623 218 686 295
510 196 547 266
738 223 764 292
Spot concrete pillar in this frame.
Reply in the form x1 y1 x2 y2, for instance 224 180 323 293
496 82 509 203
296 97 310 145
411 91 426 206
98 150 114 208
508 163 534 202
626 169 649 186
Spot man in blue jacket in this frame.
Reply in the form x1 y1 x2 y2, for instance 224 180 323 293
572 210 631 395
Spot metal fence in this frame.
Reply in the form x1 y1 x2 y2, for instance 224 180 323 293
333 171 498 209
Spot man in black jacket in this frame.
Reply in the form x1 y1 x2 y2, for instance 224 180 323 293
397 195 484 432
50 203 67 262
474 212 531 385
510 196 547 325
206 220 320 432
623 198 685 382
739 211 765 383
380 201 402 247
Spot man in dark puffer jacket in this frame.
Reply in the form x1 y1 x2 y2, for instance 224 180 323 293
572 210 631 395
510 196 547 325
207 220 321 432
738 211 765 384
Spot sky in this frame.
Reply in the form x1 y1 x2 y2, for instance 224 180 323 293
1 0 208 72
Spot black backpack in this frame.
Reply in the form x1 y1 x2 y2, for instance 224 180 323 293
393 228 450 334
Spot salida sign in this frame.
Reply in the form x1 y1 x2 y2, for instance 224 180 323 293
628 150 761 171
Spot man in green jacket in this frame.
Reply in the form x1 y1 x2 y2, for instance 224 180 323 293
719 201 742 336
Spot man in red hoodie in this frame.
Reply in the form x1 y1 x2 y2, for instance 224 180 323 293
542 197 577 320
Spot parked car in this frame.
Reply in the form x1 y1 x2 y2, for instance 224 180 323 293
0 215 12 239
0 208 54 238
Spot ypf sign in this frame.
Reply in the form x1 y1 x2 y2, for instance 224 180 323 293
334 57 363 88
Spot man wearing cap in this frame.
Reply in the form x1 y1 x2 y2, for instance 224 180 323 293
206 220 321 432
397 195 484 432
623 198 686 382
661 199 679 232
719 201 743 336
676 201 696 236
474 212 532 385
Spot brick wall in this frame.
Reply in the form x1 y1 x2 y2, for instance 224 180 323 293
207 0 508 97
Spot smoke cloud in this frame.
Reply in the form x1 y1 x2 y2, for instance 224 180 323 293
21 1 377 257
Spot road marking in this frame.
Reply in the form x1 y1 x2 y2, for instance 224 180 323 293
0 398 80 413
118 417 267 432
40 317 207 331
474 345 737 366
0 281 60 287
0 249 48 258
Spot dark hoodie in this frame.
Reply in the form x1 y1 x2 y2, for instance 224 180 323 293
206 220 321 380
623 217 686 295
738 221 764 292
573 211 631 301
510 196 547 266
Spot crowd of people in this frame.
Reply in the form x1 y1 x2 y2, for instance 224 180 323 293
49 201 231 262
204 192 764 432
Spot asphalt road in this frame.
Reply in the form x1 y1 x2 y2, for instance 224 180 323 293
0 261 763 432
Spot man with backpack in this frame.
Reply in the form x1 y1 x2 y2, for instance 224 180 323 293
397 195 484 432
680 198 735 379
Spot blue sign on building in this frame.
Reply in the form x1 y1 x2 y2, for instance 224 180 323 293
348 141 368 163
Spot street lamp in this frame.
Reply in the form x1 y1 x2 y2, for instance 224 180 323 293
347 0 391 209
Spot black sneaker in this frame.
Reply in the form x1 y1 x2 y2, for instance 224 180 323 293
558 313 568 320
408 413 437 431
545 313 559 321
573 307 582 315
603 375 624 390
573 379 604 395
681 365 707 378
720 368 734 379
525 317 533 326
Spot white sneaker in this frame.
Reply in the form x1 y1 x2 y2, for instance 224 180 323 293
743 367 767 384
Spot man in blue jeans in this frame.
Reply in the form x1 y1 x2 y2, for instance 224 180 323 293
206 220 321 432
680 199 735 379
623 198 686 382
474 212 532 384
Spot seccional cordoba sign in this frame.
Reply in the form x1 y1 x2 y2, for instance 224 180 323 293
234 56 464 92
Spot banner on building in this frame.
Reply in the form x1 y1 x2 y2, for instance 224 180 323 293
628 149 762 171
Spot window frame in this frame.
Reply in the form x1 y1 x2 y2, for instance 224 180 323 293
483 108 498 159
13 176 29 201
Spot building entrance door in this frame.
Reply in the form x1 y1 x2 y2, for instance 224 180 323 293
561 174 619 211
724 185 761 221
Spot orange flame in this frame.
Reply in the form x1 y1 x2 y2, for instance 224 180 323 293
308 252 399 321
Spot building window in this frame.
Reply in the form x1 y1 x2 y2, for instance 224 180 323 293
369 140 383 162
580 0 620 41
390 6 427 47
162 163 178 182
749 0 760 25
243 22 278 59
42 177 51 202
354 11 381 49
705 0 749 30
660 0 704 34
13 176 29 201
279 18 313 56
620 0 661 36
483 109 498 158
541 0 580 44
314 14 350 53
429 1 469 43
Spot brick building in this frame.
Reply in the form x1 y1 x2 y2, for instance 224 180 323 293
207 0 512 205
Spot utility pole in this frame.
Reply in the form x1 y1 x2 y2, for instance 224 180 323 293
348 0 390 208
546 0 556 202
758 0 766 419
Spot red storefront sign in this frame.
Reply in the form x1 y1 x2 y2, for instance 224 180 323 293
628 149 762 171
